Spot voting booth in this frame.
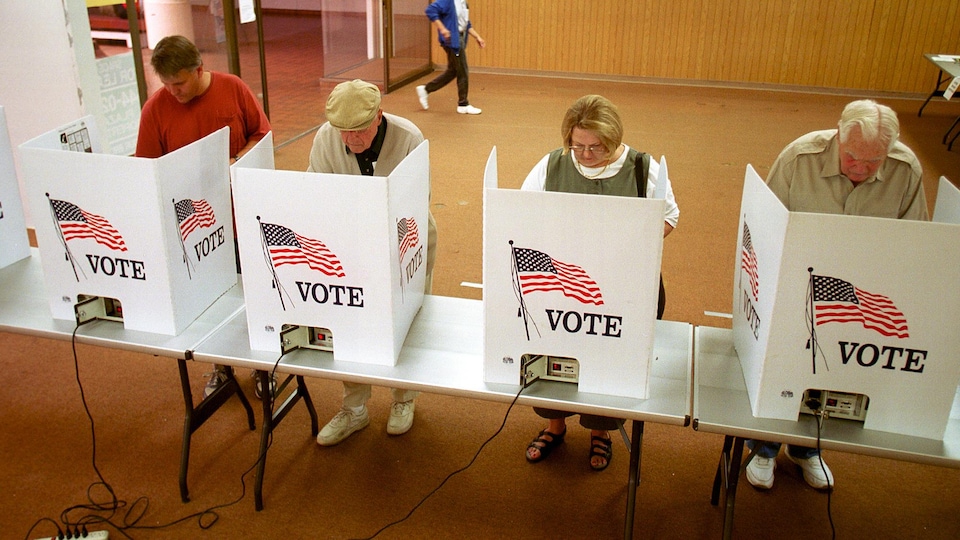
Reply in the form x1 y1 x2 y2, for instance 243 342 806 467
732 167 960 439
482 148 666 399
0 106 30 269
19 118 237 335
232 141 430 365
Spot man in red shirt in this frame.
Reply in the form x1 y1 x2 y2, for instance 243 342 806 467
135 35 270 159
135 35 270 398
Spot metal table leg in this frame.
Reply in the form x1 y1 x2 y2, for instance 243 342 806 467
710 435 746 540
623 420 644 540
178 360 256 502
254 371 319 511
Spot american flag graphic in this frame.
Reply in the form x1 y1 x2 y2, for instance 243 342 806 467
812 275 909 339
397 217 419 260
175 198 216 240
261 222 345 277
514 247 603 305
50 199 127 251
741 222 759 301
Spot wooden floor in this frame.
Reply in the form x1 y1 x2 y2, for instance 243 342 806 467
12 9 960 539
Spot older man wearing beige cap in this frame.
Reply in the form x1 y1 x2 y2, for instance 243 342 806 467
307 79 437 446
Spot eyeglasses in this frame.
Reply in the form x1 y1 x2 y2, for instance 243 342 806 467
568 144 609 157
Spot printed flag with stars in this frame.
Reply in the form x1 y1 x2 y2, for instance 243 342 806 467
261 222 345 277
812 274 909 339
397 217 419 260
741 222 759 301
50 199 127 251
513 247 603 305
175 198 216 241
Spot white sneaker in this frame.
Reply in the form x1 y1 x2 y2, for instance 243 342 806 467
317 408 370 446
387 401 415 435
251 370 278 399
786 450 834 489
416 85 429 109
745 454 775 489
457 105 482 115
203 366 229 398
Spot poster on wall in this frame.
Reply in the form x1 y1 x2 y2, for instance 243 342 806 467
97 52 140 156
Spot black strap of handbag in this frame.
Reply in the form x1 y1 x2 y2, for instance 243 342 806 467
635 152 666 320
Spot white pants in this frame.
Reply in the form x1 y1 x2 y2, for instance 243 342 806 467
342 381 419 410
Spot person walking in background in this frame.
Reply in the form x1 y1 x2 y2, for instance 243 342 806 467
416 0 486 115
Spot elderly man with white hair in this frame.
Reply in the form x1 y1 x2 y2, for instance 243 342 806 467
307 79 438 446
747 99 929 492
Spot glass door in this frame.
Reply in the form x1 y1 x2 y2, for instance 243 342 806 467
321 0 430 93
383 0 432 92
321 0 382 83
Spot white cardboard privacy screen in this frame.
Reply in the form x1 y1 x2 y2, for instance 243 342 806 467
732 166 960 439
933 176 960 225
19 118 237 335
482 148 666 399
233 141 430 365
0 106 30 269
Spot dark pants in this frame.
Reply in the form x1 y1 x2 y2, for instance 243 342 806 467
533 408 622 431
425 39 469 106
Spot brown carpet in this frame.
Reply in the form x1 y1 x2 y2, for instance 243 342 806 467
4 72 960 539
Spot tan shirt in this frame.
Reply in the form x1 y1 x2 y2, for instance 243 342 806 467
305 112 437 292
766 129 928 220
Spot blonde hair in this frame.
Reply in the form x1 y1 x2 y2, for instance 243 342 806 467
560 95 623 155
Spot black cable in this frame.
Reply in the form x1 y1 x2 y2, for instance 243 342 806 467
126 352 288 534
29 325 290 538
811 403 836 540
354 384 527 540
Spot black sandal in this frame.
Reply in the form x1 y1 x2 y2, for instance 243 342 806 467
526 428 566 463
590 435 613 471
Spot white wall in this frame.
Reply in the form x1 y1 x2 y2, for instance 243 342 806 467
0 0 98 228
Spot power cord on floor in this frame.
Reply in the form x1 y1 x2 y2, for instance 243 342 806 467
25 326 287 539
806 397 836 540
353 384 526 540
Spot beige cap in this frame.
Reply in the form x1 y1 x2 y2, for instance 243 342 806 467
325 79 382 131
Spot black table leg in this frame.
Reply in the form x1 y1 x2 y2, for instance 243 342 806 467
623 420 644 540
178 360 256 503
711 435 734 506
943 115 960 150
919 71 948 117
254 371 319 511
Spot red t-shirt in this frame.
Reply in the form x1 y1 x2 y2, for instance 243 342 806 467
135 71 270 158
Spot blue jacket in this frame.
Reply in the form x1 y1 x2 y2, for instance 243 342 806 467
425 0 471 52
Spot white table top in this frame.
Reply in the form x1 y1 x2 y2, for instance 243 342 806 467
192 295 694 425
1 249 693 425
693 326 960 468
925 53 960 78
0 250 244 359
